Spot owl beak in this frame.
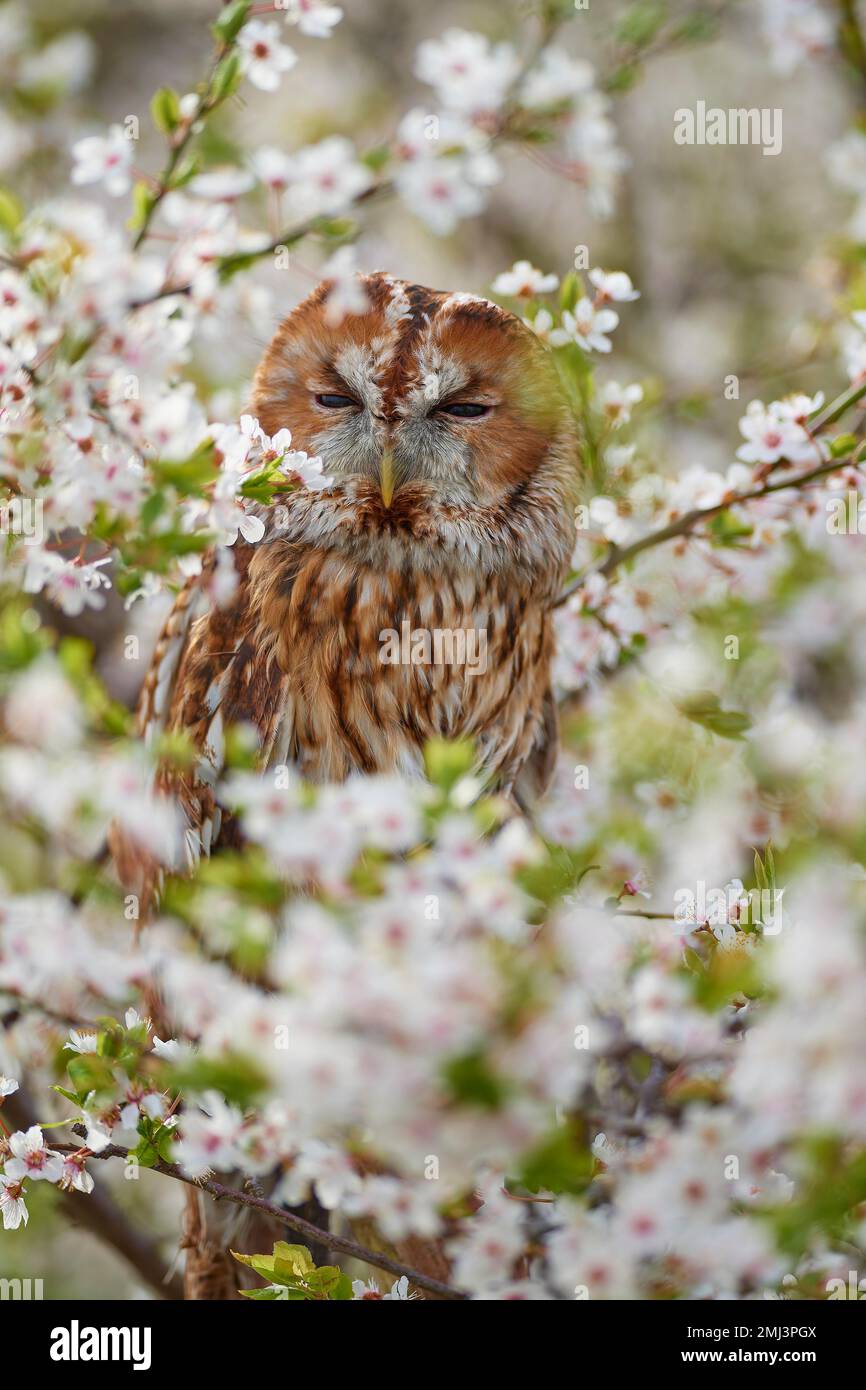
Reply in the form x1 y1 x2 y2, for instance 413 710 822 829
379 447 395 508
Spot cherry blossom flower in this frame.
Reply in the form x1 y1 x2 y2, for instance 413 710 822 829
0 1176 28 1230
551 299 619 353
599 380 643 427
282 0 344 39
237 20 297 92
60 1153 94 1195
588 268 640 303
352 1275 418 1299
415 28 519 116
285 137 373 218
321 246 372 325
523 306 556 341
21 553 111 616
4 1127 64 1183
188 167 256 201
736 399 821 467
522 48 595 107
395 153 491 235
492 261 559 298
251 145 295 191
176 1093 245 1177
759 0 833 75
70 125 132 196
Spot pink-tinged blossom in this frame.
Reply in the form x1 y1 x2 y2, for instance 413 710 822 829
237 20 297 92
589 267 640 302
282 0 343 39
415 29 519 117
551 299 619 353
285 137 372 218
0 1176 28 1230
4 1127 64 1184
70 125 132 196
176 1093 245 1177
492 261 559 298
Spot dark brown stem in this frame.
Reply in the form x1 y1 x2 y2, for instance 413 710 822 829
55 1135 466 1300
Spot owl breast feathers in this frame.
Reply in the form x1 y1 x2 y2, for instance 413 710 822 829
125 272 578 887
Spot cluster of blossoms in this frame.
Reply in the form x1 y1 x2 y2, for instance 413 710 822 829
0 193 332 615
3 646 866 1299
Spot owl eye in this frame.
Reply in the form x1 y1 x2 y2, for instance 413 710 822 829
436 402 490 419
316 393 360 409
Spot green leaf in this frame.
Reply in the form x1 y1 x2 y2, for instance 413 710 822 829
171 1050 269 1107
0 187 23 236
518 845 592 906
559 270 580 313
360 146 390 173
312 216 357 241
423 737 475 791
131 1135 160 1169
151 443 218 495
212 0 252 45
830 432 858 458
128 181 157 235
521 1128 593 1196
706 509 753 547
442 1050 507 1109
151 87 181 135
217 250 262 282
616 2 668 48
678 692 752 740
140 491 166 530
273 1242 314 1277
210 51 243 105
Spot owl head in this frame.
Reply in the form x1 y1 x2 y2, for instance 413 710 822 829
252 271 577 583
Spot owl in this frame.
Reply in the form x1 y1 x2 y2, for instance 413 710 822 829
116 271 578 1296
125 270 578 894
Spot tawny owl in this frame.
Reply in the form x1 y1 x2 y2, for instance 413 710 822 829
116 270 578 1297
127 270 577 892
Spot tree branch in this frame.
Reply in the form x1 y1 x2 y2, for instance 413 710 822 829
555 377 866 607
55 1135 467 1300
3 1090 183 1300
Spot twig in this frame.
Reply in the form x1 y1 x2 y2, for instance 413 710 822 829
554 377 866 607
54 1135 467 1300
132 36 238 251
3 1090 183 1299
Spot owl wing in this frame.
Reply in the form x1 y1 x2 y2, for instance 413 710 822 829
512 686 559 811
111 540 300 910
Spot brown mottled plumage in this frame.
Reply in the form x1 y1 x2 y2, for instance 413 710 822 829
118 271 578 1296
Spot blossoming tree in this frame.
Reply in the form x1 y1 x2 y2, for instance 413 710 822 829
2 0 866 1303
